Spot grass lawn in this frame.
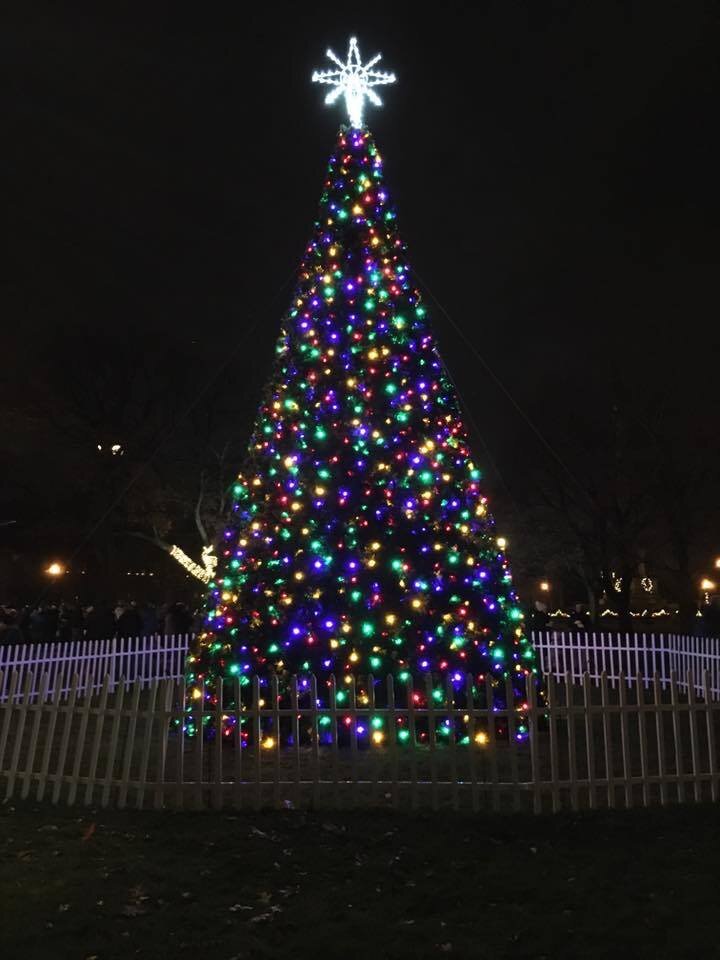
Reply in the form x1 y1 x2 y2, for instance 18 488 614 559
1 801 719 959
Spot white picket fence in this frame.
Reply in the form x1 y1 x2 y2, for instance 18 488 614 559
1 631 719 703
0 635 190 702
533 631 720 698
1 667 719 813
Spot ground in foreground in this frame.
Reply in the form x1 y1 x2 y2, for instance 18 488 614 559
1 801 717 959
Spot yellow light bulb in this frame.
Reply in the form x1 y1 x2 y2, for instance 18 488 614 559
475 731 489 746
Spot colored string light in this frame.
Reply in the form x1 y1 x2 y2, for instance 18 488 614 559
186 123 537 743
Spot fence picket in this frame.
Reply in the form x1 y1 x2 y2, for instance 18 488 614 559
84 674 110 806
51 674 79 805
528 670 542 814
0 672 20 775
565 671 578 812
271 675 281 810
465 674 480 813
213 678 224 811
329 675 340 808
600 672 615 808
349 676 359 806
485 675 499 813
686 671 701 803
6 671 33 799
175 678 186 810
583 673 596 810
547 674 560 813
101 679 126 808
135 679 159 810
704 670 718 803
290 677 301 809
252 677 261 811
232 677 242 811
195 678 206 810
653 673 668 805
368 675 380 808
36 677 63 802
636 672 650 808
618 673 632 808
445 674 458 811
154 680 172 810
310 675 320 810
21 672 50 800
118 680 142 810
387 676 399 809
669 671 685 803
407 677 418 811
505 674 521 813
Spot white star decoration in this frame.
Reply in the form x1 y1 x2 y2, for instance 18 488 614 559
312 36 396 129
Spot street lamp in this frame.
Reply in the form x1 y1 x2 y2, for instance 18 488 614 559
45 562 66 577
539 581 551 593
700 578 716 606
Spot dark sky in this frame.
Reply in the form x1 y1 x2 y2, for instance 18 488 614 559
5 2 719 490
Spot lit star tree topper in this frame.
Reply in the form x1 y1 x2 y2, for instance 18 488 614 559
312 36 396 129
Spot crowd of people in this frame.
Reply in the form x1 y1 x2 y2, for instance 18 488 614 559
0 600 200 646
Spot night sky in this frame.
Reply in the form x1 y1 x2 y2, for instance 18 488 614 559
5 2 719 501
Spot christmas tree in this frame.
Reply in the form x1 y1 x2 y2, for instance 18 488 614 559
186 38 536 741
